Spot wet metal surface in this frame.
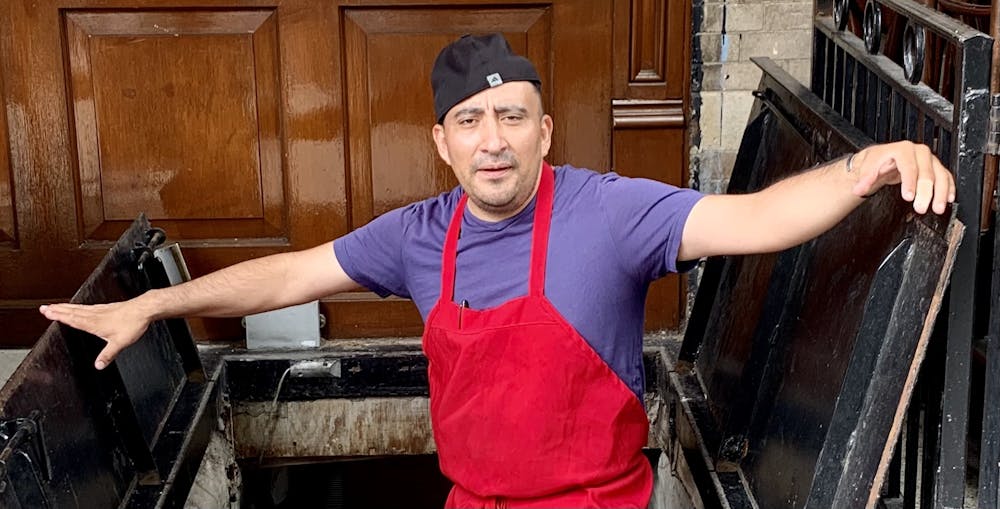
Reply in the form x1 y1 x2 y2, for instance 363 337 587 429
812 5 992 507
678 59 963 509
0 216 214 508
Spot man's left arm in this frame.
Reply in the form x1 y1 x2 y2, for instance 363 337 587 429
677 141 955 261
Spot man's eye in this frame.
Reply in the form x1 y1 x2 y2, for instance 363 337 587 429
502 115 523 123
458 118 476 126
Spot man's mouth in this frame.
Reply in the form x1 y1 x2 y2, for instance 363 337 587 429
476 165 513 179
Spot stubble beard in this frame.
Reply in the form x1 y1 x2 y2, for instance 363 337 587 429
467 153 528 216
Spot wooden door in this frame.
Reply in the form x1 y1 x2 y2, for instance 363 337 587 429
0 0 690 345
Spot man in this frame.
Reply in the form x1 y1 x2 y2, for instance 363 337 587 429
40 34 954 508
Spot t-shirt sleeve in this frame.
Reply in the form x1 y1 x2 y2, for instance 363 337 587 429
597 173 704 280
333 207 411 299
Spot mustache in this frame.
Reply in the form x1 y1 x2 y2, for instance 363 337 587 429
472 152 518 171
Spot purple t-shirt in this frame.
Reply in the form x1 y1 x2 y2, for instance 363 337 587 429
334 164 703 398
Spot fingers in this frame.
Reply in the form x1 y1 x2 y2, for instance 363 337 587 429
855 141 953 215
95 343 125 370
911 144 936 214
932 156 954 214
886 143 918 203
905 143 954 215
39 303 101 333
39 302 140 370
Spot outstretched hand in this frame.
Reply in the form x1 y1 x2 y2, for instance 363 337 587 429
848 140 955 214
39 301 151 370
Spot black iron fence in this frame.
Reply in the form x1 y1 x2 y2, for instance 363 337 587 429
814 1 994 507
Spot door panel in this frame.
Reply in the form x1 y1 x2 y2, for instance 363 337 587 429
614 0 688 100
65 10 285 241
0 0 344 305
343 7 550 225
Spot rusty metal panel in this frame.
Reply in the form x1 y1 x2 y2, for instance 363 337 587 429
679 59 963 509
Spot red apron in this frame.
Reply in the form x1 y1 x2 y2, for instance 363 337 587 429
422 162 652 508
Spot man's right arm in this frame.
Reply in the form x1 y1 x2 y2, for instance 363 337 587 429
39 241 361 369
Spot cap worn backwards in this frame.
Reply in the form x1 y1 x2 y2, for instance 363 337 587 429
431 33 542 124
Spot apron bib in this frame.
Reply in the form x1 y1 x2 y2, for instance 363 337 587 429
422 163 652 508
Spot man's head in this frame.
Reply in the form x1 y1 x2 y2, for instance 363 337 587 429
431 34 553 222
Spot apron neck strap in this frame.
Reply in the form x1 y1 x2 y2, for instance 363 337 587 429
440 193 467 303
527 162 554 297
439 162 555 302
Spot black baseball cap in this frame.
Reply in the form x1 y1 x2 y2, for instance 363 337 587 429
431 33 541 124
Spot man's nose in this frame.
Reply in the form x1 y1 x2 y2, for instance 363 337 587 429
480 117 508 154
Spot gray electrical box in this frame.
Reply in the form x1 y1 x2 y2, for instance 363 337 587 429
245 301 322 349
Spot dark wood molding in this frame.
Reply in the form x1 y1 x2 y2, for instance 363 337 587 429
0 67 13 246
612 99 685 128
629 0 667 83
613 0 689 100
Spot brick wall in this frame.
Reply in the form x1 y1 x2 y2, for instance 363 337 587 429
684 0 814 316
691 0 814 194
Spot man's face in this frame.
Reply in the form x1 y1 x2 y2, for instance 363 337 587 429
432 81 553 221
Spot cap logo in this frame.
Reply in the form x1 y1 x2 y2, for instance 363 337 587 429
486 73 503 87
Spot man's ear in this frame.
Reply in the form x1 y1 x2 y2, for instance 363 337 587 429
432 124 452 166
540 114 553 157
